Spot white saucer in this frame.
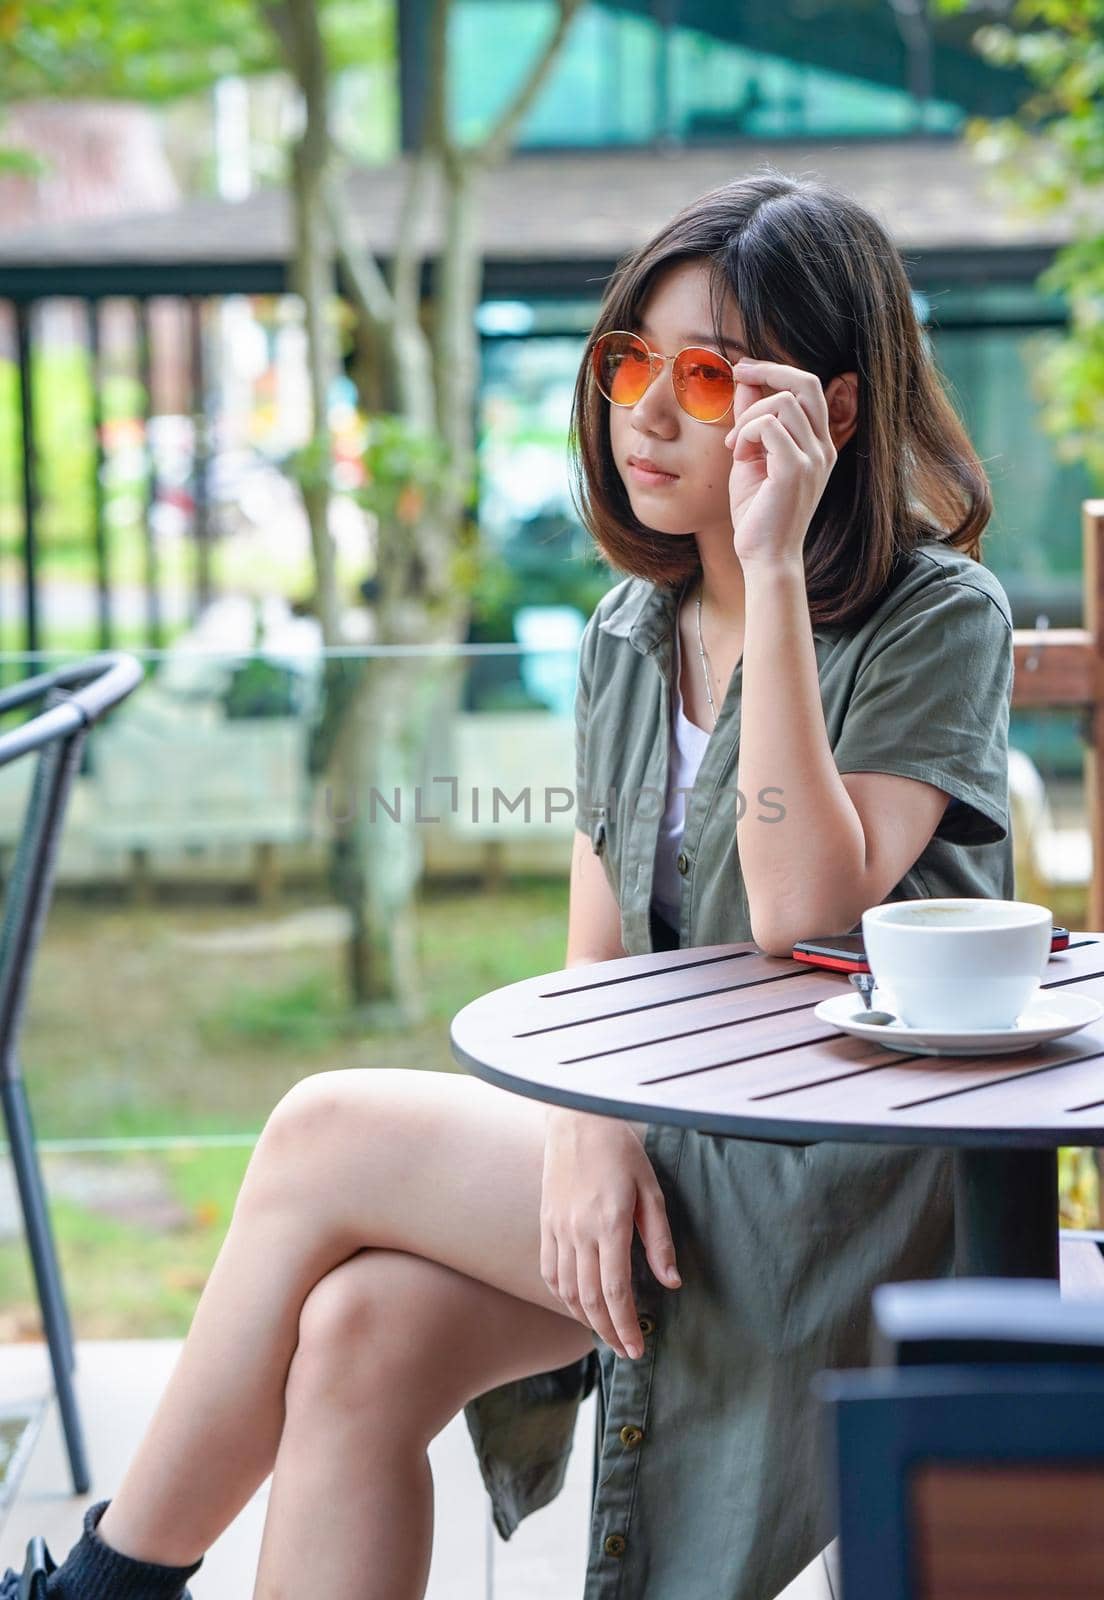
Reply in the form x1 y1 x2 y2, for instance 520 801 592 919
813 988 1104 1057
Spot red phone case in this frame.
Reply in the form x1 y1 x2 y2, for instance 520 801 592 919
791 928 1070 974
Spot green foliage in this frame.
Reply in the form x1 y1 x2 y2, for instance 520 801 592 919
0 0 391 102
221 656 307 718
1059 1144 1100 1227
0 347 149 558
356 413 456 519
0 1147 255 1339
0 0 393 177
464 533 610 642
0 144 40 174
936 0 1104 483
203 971 358 1050
287 431 333 496
0 0 277 103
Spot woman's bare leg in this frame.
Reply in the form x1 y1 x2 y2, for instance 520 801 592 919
95 1069 598 1569
253 1245 594 1599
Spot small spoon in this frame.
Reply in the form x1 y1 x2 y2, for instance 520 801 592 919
848 971 898 1027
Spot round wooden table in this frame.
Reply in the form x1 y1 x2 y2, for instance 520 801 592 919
450 931 1104 1279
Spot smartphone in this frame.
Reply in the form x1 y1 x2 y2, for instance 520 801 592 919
791 926 1071 975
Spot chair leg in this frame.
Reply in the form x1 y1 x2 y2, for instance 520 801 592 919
1 1078 91 1494
2 1081 76 1377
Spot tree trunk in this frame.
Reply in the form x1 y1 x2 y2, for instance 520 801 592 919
328 650 461 1023
268 0 343 647
269 0 584 1019
290 140 342 646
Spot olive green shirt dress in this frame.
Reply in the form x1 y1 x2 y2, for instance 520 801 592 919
462 537 1015 1599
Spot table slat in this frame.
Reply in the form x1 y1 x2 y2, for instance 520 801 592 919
449 933 1104 1145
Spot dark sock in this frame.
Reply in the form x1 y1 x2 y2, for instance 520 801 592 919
46 1501 203 1600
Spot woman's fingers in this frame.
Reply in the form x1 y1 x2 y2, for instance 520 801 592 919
575 1238 633 1359
597 1224 644 1358
539 1129 681 1363
734 358 829 428
636 1183 682 1289
734 411 806 466
539 1222 558 1301
727 390 821 458
554 1239 584 1318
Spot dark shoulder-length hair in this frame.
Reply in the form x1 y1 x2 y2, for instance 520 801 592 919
568 169 993 628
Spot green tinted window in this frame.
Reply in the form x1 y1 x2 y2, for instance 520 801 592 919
450 0 972 145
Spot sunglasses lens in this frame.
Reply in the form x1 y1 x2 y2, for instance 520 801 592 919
592 332 652 406
673 348 734 422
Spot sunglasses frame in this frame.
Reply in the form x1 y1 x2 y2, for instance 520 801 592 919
591 327 741 425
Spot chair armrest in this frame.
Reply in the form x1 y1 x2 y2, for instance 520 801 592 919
872 1277 1104 1367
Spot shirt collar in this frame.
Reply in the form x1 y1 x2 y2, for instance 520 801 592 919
596 577 681 654
596 573 842 655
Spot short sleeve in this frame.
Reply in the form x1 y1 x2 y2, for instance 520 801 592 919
831 579 1013 847
573 609 599 835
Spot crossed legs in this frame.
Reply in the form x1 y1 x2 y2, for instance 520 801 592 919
91 1069 596 1599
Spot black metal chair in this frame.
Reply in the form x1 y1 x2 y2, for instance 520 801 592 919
0 653 144 1494
817 1279 1104 1599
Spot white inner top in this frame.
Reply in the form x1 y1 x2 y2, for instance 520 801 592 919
651 618 711 928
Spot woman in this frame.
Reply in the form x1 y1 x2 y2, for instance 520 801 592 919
3 169 1013 1599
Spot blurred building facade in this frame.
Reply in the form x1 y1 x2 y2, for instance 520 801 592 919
0 0 1096 775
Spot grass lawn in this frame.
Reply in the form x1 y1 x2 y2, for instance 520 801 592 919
0 1145 255 1341
0 875 570 1338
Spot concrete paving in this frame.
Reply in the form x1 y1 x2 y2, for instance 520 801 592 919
0 1340 835 1597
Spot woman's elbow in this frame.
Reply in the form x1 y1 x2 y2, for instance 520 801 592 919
752 910 858 961
750 913 798 960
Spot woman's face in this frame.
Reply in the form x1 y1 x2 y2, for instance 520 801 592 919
606 258 775 544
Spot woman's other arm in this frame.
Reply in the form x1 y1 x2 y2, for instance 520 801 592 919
564 826 629 968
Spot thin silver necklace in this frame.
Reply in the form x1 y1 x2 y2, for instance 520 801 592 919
694 579 718 729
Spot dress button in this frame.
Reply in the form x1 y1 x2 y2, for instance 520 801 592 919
619 1424 644 1448
604 1534 627 1558
638 1315 656 1336
676 851 689 874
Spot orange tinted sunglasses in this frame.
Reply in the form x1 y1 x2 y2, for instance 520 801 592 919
591 329 739 424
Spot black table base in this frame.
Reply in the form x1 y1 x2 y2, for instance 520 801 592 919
953 1148 1059 1279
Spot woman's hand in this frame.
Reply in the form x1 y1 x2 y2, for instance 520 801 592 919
541 1108 681 1360
723 358 837 570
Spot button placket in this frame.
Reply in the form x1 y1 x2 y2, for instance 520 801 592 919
585 1306 659 1597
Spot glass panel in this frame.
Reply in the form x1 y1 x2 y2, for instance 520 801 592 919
474 330 615 687
453 0 655 147
449 0 968 146
669 22 962 139
0 642 581 1329
929 319 1096 633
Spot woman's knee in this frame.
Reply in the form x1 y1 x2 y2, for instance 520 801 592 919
265 1069 385 1148
237 1068 399 1212
286 1250 448 1428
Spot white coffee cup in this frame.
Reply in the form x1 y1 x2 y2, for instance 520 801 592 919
860 898 1052 1030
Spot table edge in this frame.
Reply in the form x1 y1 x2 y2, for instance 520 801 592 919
451 1044 1104 1150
